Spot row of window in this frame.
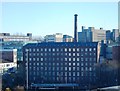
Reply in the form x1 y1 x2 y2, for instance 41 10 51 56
26 57 96 62
26 48 96 52
26 52 96 57
26 66 95 72
27 62 95 67
29 71 96 77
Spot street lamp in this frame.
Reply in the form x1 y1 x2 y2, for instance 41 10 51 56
26 49 29 90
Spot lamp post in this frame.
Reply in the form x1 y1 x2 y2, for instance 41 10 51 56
26 49 29 91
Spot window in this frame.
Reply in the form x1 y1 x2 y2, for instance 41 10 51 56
29 58 31 61
37 48 39 51
73 58 75 61
73 48 75 52
85 58 88 61
61 67 63 70
37 67 39 71
77 72 79 76
69 58 71 61
53 48 55 51
77 58 79 61
45 53 47 56
94 58 96 61
65 58 67 61
49 48 51 52
89 67 92 71
73 72 75 76
81 63 83 66
85 67 88 71
69 67 71 71
81 67 84 71
81 72 84 76
33 48 35 52
77 63 80 66
65 72 67 76
41 53 43 56
45 48 47 51
37 63 39 66
90 53 92 56
77 48 79 51
41 48 43 51
57 48 59 51
65 67 67 71
69 48 71 51
41 63 43 66
37 58 39 61
81 48 83 52
29 48 31 52
93 48 96 51
77 67 79 71
77 53 79 56
73 53 75 56
57 63 59 66
69 63 71 66
81 58 83 61
73 67 75 70
33 58 35 61
89 48 92 51
65 48 67 52
57 67 59 71
73 63 75 66
85 48 88 51
41 58 43 61
69 53 71 56
65 53 67 56
69 72 71 76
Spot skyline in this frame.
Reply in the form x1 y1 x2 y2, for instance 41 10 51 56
2 2 118 37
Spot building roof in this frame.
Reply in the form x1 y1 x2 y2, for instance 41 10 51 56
24 42 98 48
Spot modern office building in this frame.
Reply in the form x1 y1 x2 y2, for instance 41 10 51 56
78 26 107 42
63 35 73 42
0 33 32 42
112 29 119 42
44 33 63 42
23 42 100 90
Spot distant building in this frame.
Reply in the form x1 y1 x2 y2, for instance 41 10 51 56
0 33 32 42
112 29 119 42
23 42 100 90
63 35 73 42
0 49 17 63
44 33 63 42
78 26 108 42
0 49 17 73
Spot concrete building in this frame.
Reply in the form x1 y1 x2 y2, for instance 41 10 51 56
23 42 100 90
112 29 119 42
0 49 17 73
44 33 63 42
63 35 73 42
78 26 107 42
0 33 32 42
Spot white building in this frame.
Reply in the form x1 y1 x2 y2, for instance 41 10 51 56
44 33 63 42
0 33 32 42
0 49 17 73
78 26 107 42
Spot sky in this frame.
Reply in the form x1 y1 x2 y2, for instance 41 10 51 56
1 2 119 37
